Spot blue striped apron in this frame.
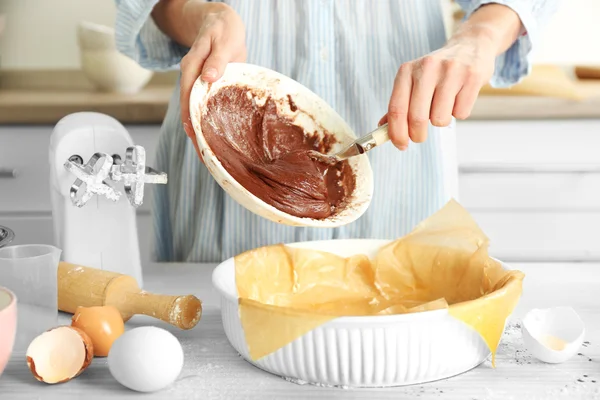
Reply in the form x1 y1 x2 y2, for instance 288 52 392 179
152 0 458 262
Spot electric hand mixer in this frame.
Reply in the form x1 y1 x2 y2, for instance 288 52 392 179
49 112 167 286
48 112 202 330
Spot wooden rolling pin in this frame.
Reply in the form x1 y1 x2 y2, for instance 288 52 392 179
58 262 202 330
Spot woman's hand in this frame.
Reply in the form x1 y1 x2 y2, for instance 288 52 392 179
178 2 246 156
380 4 522 150
381 35 495 150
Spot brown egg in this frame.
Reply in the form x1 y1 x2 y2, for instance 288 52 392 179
71 306 125 357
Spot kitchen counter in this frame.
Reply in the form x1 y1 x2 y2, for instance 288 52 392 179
0 86 173 125
0 262 598 400
470 87 600 120
1 81 600 125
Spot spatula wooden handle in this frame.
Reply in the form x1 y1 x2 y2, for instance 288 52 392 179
371 123 390 146
115 292 203 330
575 66 600 80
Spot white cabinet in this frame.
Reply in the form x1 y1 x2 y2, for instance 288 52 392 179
456 119 600 262
0 125 161 267
2 119 599 264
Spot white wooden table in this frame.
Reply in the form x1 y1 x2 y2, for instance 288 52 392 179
0 262 598 400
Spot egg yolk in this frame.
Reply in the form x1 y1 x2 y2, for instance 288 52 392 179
71 306 125 357
540 333 568 351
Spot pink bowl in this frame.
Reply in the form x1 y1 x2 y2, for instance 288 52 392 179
0 287 16 376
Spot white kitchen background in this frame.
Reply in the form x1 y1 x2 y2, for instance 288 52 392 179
2 0 600 68
0 0 599 265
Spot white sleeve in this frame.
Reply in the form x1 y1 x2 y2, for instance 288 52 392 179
113 0 189 71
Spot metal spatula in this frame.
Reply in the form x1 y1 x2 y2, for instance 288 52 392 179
309 123 390 164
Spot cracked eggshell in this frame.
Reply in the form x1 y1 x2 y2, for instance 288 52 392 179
521 307 585 364
26 326 94 384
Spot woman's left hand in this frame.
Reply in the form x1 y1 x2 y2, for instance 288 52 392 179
380 33 496 150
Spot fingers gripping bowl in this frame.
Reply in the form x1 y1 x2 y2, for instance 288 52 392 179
189 63 373 227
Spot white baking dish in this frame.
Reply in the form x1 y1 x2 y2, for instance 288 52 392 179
212 239 499 387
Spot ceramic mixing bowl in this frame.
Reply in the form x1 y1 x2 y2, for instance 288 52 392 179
189 63 374 228
212 239 514 388
77 21 153 93
0 287 16 376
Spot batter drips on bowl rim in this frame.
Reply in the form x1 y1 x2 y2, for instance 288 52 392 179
200 85 356 219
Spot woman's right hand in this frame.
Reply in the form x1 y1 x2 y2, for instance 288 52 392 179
179 2 246 157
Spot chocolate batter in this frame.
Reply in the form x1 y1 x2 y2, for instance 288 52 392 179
200 85 356 219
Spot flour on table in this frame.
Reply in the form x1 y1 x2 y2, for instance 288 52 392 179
496 320 534 365
282 376 349 389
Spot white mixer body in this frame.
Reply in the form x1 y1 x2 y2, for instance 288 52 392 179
49 112 143 286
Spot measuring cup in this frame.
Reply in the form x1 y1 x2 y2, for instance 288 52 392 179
0 245 61 354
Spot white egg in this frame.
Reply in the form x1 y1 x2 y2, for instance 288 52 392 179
107 326 184 392
521 307 585 364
